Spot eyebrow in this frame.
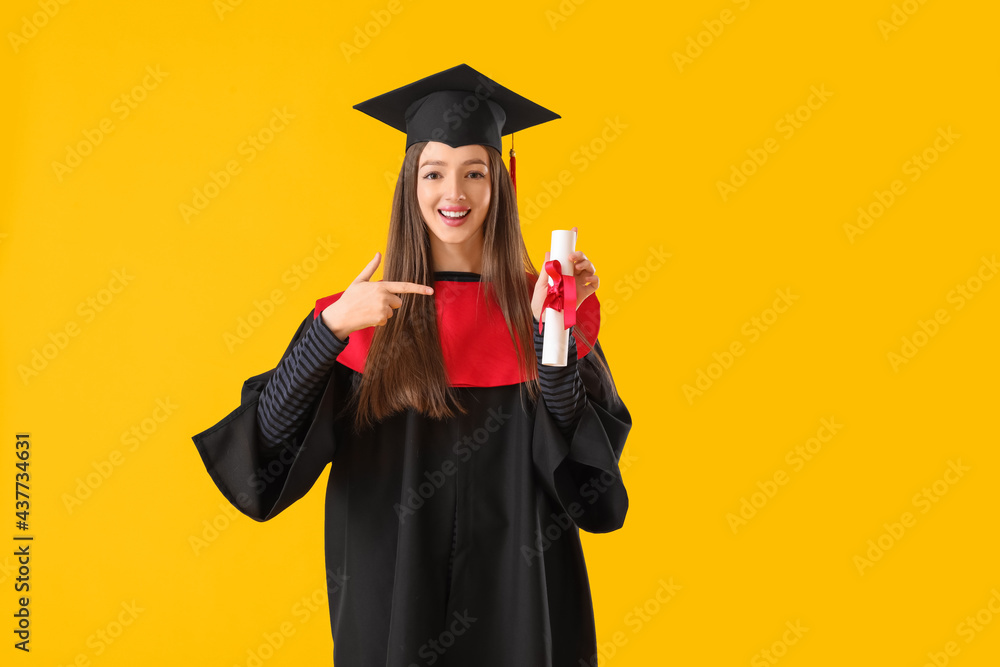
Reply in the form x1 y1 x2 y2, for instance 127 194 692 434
420 158 488 168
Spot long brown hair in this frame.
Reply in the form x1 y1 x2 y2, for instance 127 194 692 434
340 141 617 434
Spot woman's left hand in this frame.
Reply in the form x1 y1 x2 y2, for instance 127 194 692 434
531 226 600 322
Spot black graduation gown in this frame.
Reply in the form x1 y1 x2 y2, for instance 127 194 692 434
192 278 631 666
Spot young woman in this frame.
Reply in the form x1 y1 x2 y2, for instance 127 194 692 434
192 64 632 666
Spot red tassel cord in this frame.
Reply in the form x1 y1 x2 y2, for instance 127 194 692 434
509 147 517 195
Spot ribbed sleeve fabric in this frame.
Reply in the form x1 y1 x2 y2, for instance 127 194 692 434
257 314 349 448
532 316 588 441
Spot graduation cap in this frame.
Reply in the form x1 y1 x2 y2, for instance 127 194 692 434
352 63 561 193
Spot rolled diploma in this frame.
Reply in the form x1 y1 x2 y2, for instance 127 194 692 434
541 229 577 367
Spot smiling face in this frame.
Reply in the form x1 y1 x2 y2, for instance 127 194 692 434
416 141 492 271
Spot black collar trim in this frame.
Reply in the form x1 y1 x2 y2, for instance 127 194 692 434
433 271 482 282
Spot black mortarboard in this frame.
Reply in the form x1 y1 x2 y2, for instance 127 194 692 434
352 64 560 155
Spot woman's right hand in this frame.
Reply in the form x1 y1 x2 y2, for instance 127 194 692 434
320 251 434 342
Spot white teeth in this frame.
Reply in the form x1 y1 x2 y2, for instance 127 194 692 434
440 209 469 218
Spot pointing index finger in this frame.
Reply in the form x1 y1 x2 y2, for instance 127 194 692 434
378 280 434 295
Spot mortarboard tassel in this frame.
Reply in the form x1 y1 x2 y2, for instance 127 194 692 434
508 134 516 195
509 149 517 193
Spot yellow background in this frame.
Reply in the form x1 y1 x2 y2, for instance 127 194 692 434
2 0 998 664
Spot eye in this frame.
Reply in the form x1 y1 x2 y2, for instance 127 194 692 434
422 171 485 180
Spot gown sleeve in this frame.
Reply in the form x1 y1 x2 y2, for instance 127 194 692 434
531 316 631 534
257 315 348 447
532 317 588 440
191 309 346 522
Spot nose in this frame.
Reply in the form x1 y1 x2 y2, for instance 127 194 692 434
443 172 465 201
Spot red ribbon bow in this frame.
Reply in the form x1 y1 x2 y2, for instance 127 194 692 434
538 259 577 335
